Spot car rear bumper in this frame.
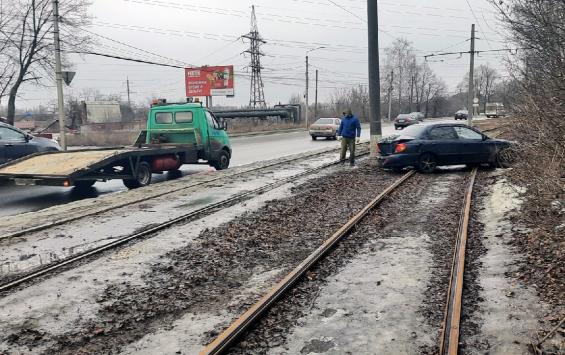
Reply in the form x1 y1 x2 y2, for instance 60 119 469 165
378 153 419 168
309 130 336 137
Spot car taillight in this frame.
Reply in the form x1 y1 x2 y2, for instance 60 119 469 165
394 143 407 153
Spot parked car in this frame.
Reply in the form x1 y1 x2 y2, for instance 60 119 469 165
0 122 61 165
309 117 341 140
377 123 511 173
454 110 468 120
394 113 419 130
410 112 425 122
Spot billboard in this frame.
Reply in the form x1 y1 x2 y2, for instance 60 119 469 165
185 66 234 97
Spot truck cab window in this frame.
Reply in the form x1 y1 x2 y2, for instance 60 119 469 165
155 112 173 124
205 111 221 129
175 111 193 123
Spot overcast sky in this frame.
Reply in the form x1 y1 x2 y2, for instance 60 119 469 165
16 0 510 110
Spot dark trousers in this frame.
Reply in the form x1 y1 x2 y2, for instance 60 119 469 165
340 137 356 165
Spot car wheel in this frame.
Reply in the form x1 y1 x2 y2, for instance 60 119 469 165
123 161 152 189
418 153 437 173
311 135 317 140
212 150 230 170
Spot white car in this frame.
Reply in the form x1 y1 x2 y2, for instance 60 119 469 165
309 117 341 140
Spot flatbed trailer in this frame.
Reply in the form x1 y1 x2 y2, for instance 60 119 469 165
0 143 202 189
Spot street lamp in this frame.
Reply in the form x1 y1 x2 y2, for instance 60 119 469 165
305 46 325 129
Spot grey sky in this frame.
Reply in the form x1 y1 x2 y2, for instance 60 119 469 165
16 0 509 110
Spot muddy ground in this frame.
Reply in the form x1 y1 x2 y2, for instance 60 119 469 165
2 161 402 354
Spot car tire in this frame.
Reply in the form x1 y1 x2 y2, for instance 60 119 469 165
418 153 437 173
311 135 317 140
212 150 230 170
123 161 152 189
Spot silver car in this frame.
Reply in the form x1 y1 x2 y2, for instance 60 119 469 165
309 117 341 140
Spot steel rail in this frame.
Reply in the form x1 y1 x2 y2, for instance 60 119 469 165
200 170 416 355
0 152 368 294
439 167 478 355
0 145 354 241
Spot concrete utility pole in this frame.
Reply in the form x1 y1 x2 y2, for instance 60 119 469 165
305 54 309 129
52 0 66 150
314 69 319 120
367 0 382 157
468 24 475 126
305 47 324 129
388 70 393 120
126 77 131 106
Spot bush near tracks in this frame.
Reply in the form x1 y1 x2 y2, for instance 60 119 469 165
491 0 564 308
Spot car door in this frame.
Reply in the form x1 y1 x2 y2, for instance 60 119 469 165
204 110 224 159
426 126 462 165
0 126 35 163
453 126 491 163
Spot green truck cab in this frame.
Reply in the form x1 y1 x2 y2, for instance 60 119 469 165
143 101 232 171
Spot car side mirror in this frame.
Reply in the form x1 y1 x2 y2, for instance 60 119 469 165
25 134 32 142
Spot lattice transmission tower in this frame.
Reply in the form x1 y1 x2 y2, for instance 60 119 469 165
242 5 266 108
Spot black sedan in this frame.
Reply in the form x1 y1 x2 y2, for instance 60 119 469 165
377 123 511 173
454 110 468 120
0 122 61 165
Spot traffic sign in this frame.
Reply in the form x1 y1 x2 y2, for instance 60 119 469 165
62 71 76 86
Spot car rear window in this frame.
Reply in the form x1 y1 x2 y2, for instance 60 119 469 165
397 114 412 119
315 118 334 124
398 124 427 138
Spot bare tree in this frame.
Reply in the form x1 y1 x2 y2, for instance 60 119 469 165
384 38 415 115
0 0 91 125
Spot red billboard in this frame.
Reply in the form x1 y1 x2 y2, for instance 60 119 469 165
185 66 234 97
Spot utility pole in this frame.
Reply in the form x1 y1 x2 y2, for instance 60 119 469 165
126 77 131 107
367 0 382 157
468 24 475 126
305 54 309 129
52 0 66 150
314 69 319 121
387 70 394 120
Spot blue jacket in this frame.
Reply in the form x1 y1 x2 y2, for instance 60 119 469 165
338 115 361 138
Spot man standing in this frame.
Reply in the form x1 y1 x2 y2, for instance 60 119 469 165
337 109 361 166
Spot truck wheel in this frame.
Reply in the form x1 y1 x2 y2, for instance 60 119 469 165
123 161 152 189
212 151 230 170
74 180 96 189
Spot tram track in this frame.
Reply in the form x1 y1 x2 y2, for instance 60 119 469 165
0 145 355 241
0 149 369 295
199 170 417 355
200 167 480 355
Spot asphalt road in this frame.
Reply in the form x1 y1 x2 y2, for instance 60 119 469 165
0 123 387 217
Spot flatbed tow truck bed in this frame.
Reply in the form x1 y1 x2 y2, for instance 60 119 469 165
0 144 199 188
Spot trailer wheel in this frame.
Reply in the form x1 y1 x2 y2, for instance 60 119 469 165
123 161 152 189
212 151 230 170
74 180 96 189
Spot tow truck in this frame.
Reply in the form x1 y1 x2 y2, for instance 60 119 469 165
0 100 232 189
